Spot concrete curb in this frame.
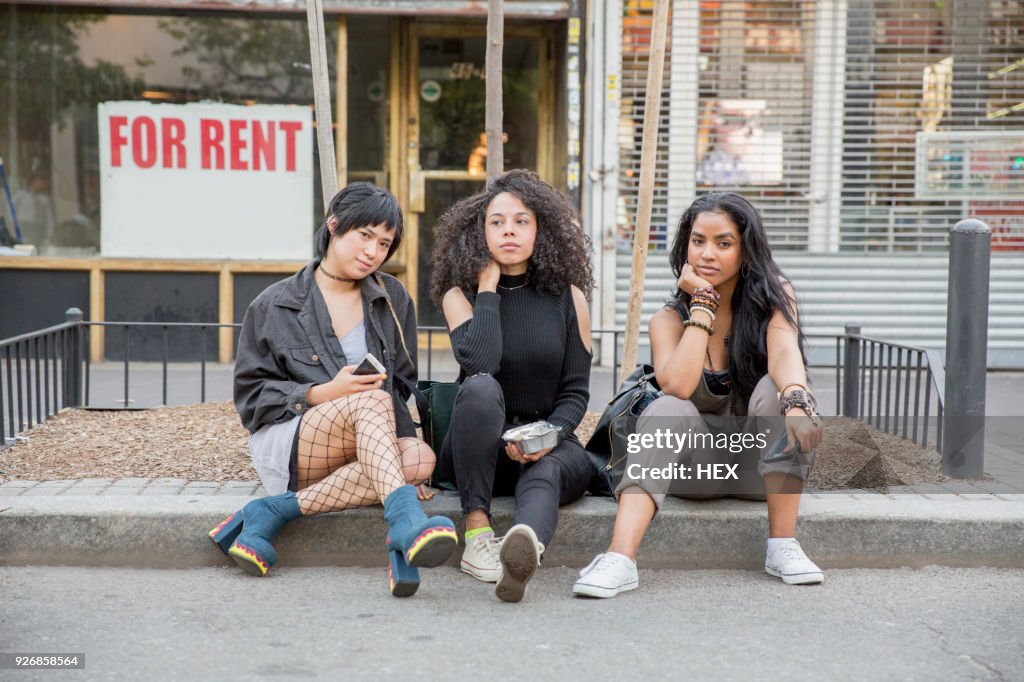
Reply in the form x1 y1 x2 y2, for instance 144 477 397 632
2 493 1023 570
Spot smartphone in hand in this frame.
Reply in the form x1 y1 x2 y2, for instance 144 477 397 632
761 432 800 463
353 352 386 376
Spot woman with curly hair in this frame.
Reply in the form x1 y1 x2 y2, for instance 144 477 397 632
573 192 824 599
430 169 597 603
209 182 457 597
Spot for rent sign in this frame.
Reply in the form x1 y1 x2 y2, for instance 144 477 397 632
99 101 313 260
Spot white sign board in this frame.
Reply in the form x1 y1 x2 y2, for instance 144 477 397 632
99 101 313 259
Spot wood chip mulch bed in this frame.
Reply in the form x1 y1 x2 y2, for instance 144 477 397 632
0 402 948 490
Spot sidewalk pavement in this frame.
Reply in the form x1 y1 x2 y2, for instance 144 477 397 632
2 478 1022 570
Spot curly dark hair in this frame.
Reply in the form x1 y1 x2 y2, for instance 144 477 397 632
428 169 595 305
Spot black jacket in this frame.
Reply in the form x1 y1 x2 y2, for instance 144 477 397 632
234 260 418 437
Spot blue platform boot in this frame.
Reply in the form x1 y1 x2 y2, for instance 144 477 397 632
227 492 303 576
383 485 457 596
208 512 244 556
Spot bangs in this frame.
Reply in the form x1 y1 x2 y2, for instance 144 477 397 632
333 191 404 235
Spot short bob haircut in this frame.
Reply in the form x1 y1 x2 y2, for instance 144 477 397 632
314 182 404 262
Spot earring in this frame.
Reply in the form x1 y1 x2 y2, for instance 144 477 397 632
741 263 750 278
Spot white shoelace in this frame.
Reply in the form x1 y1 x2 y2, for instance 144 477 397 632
475 534 502 564
579 552 623 578
775 541 806 562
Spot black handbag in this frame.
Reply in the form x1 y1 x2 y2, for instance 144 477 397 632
584 364 662 496
412 379 459 454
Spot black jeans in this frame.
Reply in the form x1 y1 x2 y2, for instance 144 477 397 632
438 374 595 547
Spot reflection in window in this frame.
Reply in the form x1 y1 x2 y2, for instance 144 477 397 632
0 7 336 257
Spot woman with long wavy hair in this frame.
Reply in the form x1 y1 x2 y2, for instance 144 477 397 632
574 191 824 598
430 169 597 602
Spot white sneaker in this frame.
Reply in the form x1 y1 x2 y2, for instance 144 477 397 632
764 539 824 585
460 532 502 583
573 552 639 598
495 524 544 603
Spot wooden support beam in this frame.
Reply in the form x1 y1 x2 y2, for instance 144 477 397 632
218 265 234 364
89 266 104 363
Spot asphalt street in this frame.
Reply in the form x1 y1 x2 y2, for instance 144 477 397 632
2 566 1022 681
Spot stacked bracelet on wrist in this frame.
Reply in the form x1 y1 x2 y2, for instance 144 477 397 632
682 319 714 335
779 388 821 426
689 303 716 321
691 285 720 306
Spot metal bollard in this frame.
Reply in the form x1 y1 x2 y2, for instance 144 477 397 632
65 308 84 408
842 323 861 418
942 219 990 478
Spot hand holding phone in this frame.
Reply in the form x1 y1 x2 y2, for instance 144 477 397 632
761 433 800 464
352 352 386 376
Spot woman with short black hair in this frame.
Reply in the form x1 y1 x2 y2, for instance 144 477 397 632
209 182 456 597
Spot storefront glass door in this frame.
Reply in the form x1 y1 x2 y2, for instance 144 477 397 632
405 23 549 325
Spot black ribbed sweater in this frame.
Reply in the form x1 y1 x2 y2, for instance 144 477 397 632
449 273 591 435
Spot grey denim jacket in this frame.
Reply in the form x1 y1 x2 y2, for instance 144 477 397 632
234 260 419 438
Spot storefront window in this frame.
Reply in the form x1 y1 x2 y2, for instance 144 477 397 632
0 6 336 258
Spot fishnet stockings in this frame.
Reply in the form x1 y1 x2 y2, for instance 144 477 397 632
294 390 431 515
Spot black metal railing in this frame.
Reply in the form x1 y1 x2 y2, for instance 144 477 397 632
81 320 238 408
835 323 945 453
0 310 86 444
2 312 943 459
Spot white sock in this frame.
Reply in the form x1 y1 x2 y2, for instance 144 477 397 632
767 537 796 555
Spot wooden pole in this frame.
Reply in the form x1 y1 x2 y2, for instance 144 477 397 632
334 16 348 190
620 0 671 386
486 0 505 183
306 0 339 201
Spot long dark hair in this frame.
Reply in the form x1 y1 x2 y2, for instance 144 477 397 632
429 169 595 304
668 192 807 405
314 182 404 262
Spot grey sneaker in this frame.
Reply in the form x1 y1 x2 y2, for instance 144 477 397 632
495 524 543 603
460 532 502 583
764 539 824 585
573 552 639 598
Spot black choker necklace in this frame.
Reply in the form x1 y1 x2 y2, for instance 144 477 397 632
498 274 529 291
319 264 356 283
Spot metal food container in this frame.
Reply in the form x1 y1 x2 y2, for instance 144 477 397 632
502 421 560 454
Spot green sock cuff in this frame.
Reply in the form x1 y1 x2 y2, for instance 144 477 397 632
465 526 493 542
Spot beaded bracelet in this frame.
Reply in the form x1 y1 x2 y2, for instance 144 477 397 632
691 288 719 301
682 319 714 335
689 304 716 321
691 295 718 309
690 291 720 312
779 388 821 426
692 285 721 303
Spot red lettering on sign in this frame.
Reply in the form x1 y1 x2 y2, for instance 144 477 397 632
131 117 158 168
200 119 225 170
229 120 249 171
162 118 187 169
280 121 303 172
252 121 276 171
109 116 129 168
